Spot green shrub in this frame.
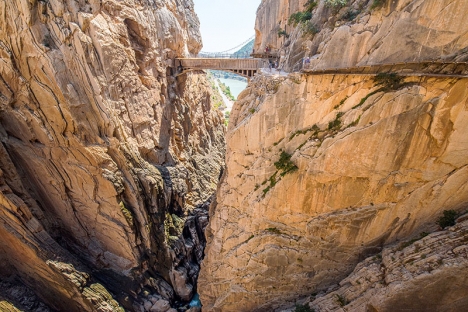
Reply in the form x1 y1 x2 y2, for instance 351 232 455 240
437 210 458 229
274 151 298 175
371 0 387 9
342 9 359 21
352 89 382 109
304 0 318 12
266 227 282 234
278 28 289 38
302 21 320 36
324 0 347 7
288 11 312 26
373 72 404 90
328 112 344 130
295 303 315 312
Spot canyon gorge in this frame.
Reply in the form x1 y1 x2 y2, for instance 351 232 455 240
1 0 468 312
0 0 224 311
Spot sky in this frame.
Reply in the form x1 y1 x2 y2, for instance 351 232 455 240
192 0 261 53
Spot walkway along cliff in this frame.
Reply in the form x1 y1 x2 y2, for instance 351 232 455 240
199 0 468 311
0 0 225 311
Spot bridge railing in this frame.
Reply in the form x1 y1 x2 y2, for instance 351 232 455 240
177 58 260 70
197 52 252 59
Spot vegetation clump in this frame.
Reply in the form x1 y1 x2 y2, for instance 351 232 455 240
336 294 348 306
277 28 289 38
295 303 315 312
304 0 318 11
245 234 255 243
262 173 278 195
261 152 298 196
371 0 387 9
437 210 458 229
218 80 236 100
373 72 405 90
352 89 382 109
325 0 347 7
303 22 320 36
289 124 320 140
266 227 282 234
274 151 298 176
287 1 320 37
342 8 359 21
119 201 134 226
288 11 312 26
328 112 344 130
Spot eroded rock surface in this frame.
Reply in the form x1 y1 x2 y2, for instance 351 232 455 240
255 0 468 71
199 72 468 311
199 1 468 310
0 0 224 310
308 215 468 312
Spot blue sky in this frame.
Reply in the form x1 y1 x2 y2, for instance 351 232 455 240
193 0 261 52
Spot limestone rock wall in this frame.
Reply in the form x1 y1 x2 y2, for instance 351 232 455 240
0 0 224 310
255 0 468 71
199 72 468 311
308 215 468 312
254 0 307 52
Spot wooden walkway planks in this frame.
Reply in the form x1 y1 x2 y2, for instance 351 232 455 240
176 58 261 78
175 58 468 79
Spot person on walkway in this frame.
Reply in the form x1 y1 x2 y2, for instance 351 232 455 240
268 60 272 72
275 61 279 73
304 56 311 69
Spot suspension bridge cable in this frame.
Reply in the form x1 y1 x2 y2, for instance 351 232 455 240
200 35 255 55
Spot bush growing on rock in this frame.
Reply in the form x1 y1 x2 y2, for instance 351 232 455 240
373 72 404 90
274 151 298 175
437 210 458 229
288 11 312 26
324 0 348 7
304 0 318 12
295 303 315 312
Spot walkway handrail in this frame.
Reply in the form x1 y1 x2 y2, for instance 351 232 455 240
302 61 468 77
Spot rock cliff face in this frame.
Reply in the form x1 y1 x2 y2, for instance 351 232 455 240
199 71 468 310
255 0 468 71
308 214 468 312
0 0 224 311
199 0 468 304
199 1 468 310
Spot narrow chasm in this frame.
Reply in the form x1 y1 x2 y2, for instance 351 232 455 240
0 0 225 311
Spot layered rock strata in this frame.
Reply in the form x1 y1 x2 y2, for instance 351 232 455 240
0 0 224 310
255 0 468 71
308 215 468 312
199 1 468 310
199 72 468 310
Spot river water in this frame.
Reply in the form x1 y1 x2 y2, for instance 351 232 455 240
218 78 247 99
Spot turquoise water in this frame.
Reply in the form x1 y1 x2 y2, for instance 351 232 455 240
219 78 248 99
189 293 202 307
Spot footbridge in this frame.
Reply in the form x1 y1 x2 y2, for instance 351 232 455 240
175 58 261 78
175 36 263 78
